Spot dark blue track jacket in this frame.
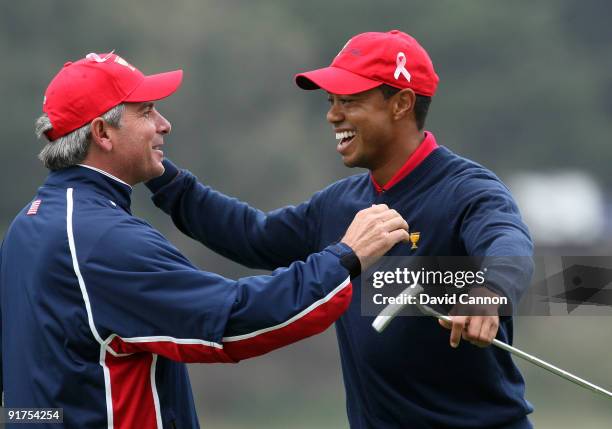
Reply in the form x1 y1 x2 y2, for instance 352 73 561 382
146 133 535 429
0 165 354 428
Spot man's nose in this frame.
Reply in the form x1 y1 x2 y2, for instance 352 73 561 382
156 111 172 135
326 102 344 124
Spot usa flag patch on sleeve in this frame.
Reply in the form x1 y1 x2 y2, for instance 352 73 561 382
27 199 42 215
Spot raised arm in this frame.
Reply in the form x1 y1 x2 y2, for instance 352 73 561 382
146 160 323 269
82 205 409 363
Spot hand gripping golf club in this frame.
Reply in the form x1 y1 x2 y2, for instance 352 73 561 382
372 284 612 400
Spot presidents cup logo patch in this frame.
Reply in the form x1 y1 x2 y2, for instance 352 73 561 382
409 231 420 249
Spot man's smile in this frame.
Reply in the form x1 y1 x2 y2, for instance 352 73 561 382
335 129 357 155
152 142 164 157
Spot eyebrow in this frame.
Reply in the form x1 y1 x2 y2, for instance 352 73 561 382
326 93 359 99
139 102 154 111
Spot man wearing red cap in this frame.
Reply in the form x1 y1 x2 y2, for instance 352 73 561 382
0 52 410 428
147 31 534 428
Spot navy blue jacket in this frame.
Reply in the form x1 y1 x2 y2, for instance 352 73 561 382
0 165 353 428
146 139 535 429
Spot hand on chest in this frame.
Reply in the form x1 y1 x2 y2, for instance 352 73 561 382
322 195 447 255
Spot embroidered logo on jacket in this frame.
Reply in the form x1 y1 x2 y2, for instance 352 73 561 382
409 231 420 249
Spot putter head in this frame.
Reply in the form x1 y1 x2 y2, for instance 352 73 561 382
371 284 424 332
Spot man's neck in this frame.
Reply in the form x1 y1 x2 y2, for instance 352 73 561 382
371 130 425 185
78 163 132 188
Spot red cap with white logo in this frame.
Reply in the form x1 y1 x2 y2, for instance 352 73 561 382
295 30 438 96
42 52 183 141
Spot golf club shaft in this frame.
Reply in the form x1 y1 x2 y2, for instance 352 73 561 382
419 305 612 399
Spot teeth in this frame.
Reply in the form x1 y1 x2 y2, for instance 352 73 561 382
335 131 357 140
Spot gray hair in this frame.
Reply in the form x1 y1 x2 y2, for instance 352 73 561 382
36 104 125 170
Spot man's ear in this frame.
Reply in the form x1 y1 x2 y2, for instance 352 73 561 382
90 118 114 152
392 88 416 121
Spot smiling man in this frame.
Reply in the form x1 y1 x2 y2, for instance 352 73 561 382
0 52 410 428
146 30 534 428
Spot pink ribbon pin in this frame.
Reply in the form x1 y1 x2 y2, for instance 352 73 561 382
394 52 411 82
85 50 115 63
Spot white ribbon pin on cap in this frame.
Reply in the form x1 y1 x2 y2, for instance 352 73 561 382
394 52 411 82
85 50 115 63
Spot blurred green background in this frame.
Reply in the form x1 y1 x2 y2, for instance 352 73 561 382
1 0 611 427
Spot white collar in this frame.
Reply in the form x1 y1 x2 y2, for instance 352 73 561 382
77 164 132 189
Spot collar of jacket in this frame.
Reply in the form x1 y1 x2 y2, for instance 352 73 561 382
370 130 439 194
44 165 133 212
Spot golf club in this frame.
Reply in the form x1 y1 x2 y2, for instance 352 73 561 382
372 284 612 400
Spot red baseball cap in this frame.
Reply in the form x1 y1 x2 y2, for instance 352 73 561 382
295 30 438 96
42 52 183 141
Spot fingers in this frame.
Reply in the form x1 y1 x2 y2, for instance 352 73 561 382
359 206 409 234
363 205 402 223
465 316 499 347
488 317 500 340
481 317 499 346
438 316 464 349
363 207 409 244
376 209 410 242
463 317 484 347
353 204 388 222
386 228 411 245
437 315 499 348
377 207 401 222
382 216 409 235
448 315 467 348
366 203 389 213
341 204 409 270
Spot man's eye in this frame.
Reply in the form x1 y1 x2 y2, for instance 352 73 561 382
327 97 352 105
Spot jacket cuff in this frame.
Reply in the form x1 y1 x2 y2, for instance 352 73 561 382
146 159 180 193
325 242 361 279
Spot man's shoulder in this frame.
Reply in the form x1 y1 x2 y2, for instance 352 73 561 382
72 195 138 234
70 194 172 259
77 212 190 272
84 213 164 250
438 147 509 192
